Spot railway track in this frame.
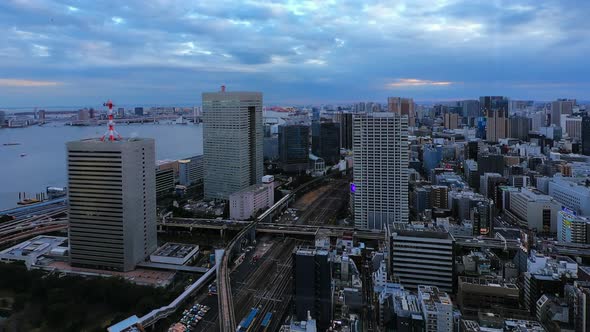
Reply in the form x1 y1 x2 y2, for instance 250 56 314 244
217 172 349 331
0 207 67 234
297 179 349 226
247 241 296 331
233 238 298 326
0 208 68 246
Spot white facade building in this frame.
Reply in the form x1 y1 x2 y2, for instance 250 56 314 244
353 113 409 229
529 111 547 132
549 176 590 216
229 180 274 220
149 243 199 265
418 285 454 332
507 188 560 233
178 155 204 186
516 143 542 157
563 116 582 139
557 210 590 244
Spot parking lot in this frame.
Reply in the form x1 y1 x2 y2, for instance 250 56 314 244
167 302 211 331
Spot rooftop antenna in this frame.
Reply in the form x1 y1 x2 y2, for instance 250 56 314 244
100 100 122 141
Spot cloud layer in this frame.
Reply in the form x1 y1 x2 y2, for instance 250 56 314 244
0 79 62 87
1 0 589 107
386 79 454 88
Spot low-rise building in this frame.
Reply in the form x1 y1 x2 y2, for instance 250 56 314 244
379 285 425 332
309 154 326 176
549 176 590 216
0 236 68 267
229 179 274 220
504 319 545 331
390 223 455 293
464 159 479 188
557 210 590 244
568 281 590 332
458 276 520 319
448 190 490 225
178 155 204 186
156 168 175 197
524 252 578 316
506 188 560 233
418 285 453 332
149 243 199 265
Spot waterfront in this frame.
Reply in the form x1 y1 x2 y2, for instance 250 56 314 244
0 123 203 210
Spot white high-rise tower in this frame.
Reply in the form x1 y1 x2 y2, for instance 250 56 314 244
353 113 409 229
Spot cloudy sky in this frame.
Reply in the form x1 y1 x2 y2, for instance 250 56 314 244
1 0 589 108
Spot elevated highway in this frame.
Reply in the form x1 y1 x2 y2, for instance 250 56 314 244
0 204 68 247
159 219 385 241
454 236 521 251
0 197 67 220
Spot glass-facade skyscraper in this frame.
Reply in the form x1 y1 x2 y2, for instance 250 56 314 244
202 89 263 200
278 124 310 173
311 121 340 165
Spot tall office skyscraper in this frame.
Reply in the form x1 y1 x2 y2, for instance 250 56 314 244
387 97 415 126
563 116 582 140
508 116 531 141
278 123 310 173
293 247 333 330
551 99 574 126
334 111 353 150
67 138 157 272
461 100 480 126
311 121 340 165
353 113 409 229
443 113 460 129
479 96 508 113
486 109 508 142
202 88 263 200
582 116 590 156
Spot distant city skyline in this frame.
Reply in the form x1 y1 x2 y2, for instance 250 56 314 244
3 97 590 113
1 0 590 107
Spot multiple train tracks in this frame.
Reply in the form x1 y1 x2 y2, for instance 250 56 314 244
218 177 351 330
0 201 68 247
235 238 299 332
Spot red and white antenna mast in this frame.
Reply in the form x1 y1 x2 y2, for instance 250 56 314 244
100 99 122 141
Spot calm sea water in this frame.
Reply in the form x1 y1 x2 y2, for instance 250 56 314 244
0 123 203 210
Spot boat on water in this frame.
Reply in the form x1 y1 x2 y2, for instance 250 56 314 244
20 153 27 157
3 142 21 146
